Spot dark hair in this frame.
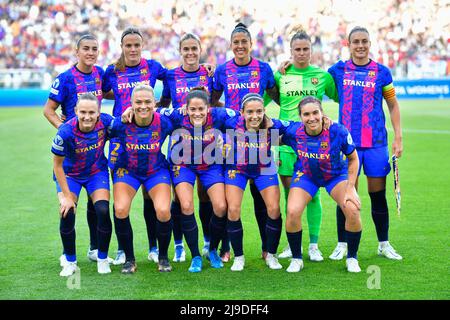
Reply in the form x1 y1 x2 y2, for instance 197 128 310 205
186 86 210 106
348 26 370 42
114 27 143 71
240 93 264 110
76 34 97 49
179 33 201 50
298 96 322 114
231 22 252 41
76 92 99 108
290 30 311 47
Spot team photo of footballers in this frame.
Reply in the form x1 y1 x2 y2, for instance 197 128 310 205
1 0 449 304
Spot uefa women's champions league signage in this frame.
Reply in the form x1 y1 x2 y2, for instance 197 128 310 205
393 78 450 99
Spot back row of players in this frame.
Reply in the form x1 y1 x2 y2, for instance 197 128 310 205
44 23 403 277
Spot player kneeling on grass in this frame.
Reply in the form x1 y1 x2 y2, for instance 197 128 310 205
52 93 114 276
279 96 363 273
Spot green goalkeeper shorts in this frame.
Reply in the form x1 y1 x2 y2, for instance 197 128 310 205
278 150 297 177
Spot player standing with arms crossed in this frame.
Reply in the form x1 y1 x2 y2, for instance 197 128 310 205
211 23 280 262
327 27 403 260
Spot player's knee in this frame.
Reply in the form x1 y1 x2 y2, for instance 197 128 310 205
227 205 241 221
179 200 194 214
213 201 227 216
155 207 171 222
60 209 75 233
113 203 129 219
266 202 280 219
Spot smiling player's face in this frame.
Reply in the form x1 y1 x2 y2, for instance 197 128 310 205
187 98 208 127
242 100 264 131
300 102 323 135
231 32 252 64
180 38 201 69
122 34 143 66
132 90 155 121
349 31 371 63
76 100 99 132
76 39 99 68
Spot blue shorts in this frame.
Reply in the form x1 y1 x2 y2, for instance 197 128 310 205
225 169 278 192
55 170 110 197
112 168 171 191
171 165 224 191
357 146 391 178
290 171 347 198
108 139 123 170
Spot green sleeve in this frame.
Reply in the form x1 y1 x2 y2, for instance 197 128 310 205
324 72 339 103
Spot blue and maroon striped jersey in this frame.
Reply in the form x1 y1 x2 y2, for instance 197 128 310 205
213 58 275 111
159 107 236 170
51 113 113 178
49 65 104 121
161 65 213 108
328 59 394 148
108 112 174 176
103 58 167 117
279 121 356 184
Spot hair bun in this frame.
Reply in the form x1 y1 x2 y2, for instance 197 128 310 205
234 22 247 30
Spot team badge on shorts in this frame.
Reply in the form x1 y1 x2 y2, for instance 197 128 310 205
228 170 237 179
320 141 328 150
311 77 319 85
172 166 180 178
116 168 128 178
294 170 303 183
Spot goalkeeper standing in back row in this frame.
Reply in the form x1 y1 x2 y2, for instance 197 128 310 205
265 30 338 262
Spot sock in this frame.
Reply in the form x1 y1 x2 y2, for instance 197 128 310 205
95 200 112 260
181 213 200 257
286 230 302 259
250 182 268 252
60 208 76 261
266 216 282 254
199 201 213 243
336 205 346 243
227 219 244 257
306 190 322 244
114 215 134 262
220 221 230 254
369 190 389 242
171 201 183 246
209 214 227 252
157 219 173 260
144 198 158 250
87 198 98 250
113 209 123 252
346 230 362 259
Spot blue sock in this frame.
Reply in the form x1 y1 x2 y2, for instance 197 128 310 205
65 254 76 262
199 201 212 242
181 213 200 257
144 198 158 249
227 219 243 257
95 200 112 257
157 219 173 260
114 215 134 262
369 190 389 242
250 182 268 252
286 230 302 259
209 214 226 251
87 198 98 250
336 206 346 242
346 230 362 259
60 208 76 259
171 201 183 246
266 216 282 254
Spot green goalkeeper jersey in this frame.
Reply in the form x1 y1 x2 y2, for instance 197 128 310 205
265 64 338 153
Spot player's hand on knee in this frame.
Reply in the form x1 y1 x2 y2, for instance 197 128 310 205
60 197 76 217
343 186 361 210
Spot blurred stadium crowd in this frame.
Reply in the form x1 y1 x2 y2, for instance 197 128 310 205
0 0 449 88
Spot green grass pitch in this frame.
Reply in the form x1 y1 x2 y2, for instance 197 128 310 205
0 99 449 300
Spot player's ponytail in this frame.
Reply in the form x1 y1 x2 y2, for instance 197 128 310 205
115 27 143 71
231 22 252 41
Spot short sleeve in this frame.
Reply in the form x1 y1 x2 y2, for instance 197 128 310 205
51 126 69 156
102 65 114 93
339 125 356 155
263 62 276 89
48 73 66 104
213 64 224 92
324 72 339 102
161 78 171 99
